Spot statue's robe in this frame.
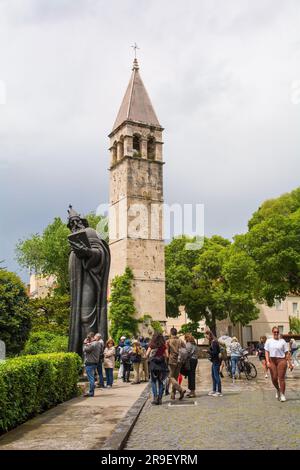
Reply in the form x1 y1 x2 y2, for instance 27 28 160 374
68 228 110 356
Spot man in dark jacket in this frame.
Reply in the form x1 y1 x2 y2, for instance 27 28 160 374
83 333 101 397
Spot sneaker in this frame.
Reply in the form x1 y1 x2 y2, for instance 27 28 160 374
275 391 280 400
208 391 215 396
213 392 223 397
280 394 286 402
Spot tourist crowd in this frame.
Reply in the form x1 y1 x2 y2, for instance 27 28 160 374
82 326 299 404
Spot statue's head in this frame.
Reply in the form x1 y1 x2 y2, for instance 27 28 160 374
67 205 89 232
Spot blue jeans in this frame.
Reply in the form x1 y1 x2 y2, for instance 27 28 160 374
105 368 114 386
97 362 105 387
151 378 164 398
211 362 222 393
86 364 97 396
231 356 240 378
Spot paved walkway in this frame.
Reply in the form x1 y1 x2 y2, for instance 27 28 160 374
126 358 300 450
0 380 147 450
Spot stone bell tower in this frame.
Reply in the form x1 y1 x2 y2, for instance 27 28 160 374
108 58 166 324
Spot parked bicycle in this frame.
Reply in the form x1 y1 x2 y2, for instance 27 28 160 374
238 350 257 380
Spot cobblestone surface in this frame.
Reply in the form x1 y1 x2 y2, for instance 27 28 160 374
126 358 300 450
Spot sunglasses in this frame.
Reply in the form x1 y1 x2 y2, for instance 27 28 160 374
273 331 279 334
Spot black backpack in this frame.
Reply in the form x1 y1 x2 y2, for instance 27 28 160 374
121 347 131 363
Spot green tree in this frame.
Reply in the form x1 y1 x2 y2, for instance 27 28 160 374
179 322 204 341
0 270 32 355
16 213 106 295
29 294 70 335
109 267 139 342
233 187 300 305
289 316 300 334
165 236 200 317
166 235 259 335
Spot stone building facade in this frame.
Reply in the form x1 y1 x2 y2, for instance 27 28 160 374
108 58 166 324
217 295 300 347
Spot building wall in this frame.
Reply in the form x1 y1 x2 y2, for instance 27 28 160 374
29 274 56 299
216 295 300 347
166 307 207 343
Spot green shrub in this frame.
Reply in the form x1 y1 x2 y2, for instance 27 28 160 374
289 316 300 334
0 352 82 433
23 331 68 355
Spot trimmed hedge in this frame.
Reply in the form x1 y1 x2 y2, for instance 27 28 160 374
0 352 82 433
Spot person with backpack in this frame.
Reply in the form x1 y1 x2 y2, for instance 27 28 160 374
116 336 126 380
184 333 198 398
205 330 223 397
139 336 149 382
167 328 186 400
121 339 132 383
146 332 169 405
290 338 300 367
256 335 268 378
94 333 105 388
229 337 243 383
131 339 143 384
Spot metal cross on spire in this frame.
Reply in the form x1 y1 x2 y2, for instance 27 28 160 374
131 42 140 59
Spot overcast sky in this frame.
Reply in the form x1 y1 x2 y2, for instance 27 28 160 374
1 0 300 282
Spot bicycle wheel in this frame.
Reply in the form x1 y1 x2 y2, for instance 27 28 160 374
244 362 257 380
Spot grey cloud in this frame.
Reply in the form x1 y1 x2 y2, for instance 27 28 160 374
1 0 300 281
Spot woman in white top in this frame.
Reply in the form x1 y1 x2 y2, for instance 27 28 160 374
264 326 292 402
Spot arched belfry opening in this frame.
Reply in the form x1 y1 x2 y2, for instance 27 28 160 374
112 141 117 165
133 134 141 157
118 136 124 160
147 136 156 160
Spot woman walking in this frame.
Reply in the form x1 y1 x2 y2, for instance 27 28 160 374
229 337 243 383
205 330 222 397
256 336 268 378
146 333 169 405
184 333 198 398
265 326 292 402
103 338 116 388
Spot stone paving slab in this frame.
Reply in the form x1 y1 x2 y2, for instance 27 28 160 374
0 380 148 450
126 358 300 450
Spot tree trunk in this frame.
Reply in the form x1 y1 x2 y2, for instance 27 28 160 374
211 312 217 337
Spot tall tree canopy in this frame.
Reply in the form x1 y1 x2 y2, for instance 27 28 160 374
165 235 259 334
108 267 139 342
16 213 106 295
0 270 32 355
233 187 300 305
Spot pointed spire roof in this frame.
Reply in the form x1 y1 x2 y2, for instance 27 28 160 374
111 59 161 133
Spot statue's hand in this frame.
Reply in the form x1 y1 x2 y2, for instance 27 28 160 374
69 240 91 258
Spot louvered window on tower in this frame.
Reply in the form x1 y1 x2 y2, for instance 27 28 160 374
147 136 155 160
133 134 141 157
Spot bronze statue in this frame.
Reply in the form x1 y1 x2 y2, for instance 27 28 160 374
67 205 110 356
